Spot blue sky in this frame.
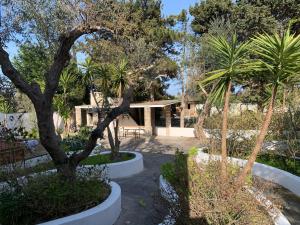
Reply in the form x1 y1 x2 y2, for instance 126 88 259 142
162 0 198 16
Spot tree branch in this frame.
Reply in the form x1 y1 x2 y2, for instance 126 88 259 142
72 88 133 163
44 25 114 100
0 45 43 102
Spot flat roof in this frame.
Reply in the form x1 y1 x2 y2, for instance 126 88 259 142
130 99 180 108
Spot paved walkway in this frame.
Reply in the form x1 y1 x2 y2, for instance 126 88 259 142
113 136 203 225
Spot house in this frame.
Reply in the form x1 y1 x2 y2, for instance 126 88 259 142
74 92 259 138
74 93 197 137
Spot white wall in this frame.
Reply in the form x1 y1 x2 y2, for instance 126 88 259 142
0 112 64 133
155 127 195 137
0 112 37 131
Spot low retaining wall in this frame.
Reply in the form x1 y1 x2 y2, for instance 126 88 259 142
196 149 300 197
38 181 121 225
80 151 144 179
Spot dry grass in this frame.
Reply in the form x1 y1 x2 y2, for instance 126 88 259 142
162 152 273 225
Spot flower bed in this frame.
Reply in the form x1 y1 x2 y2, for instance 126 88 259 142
38 181 121 225
79 151 144 179
196 149 300 197
159 150 292 225
0 173 121 225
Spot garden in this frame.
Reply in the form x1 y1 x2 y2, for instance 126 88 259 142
0 0 300 225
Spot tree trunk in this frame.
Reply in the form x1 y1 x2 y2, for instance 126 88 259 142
107 119 120 160
180 95 186 128
34 100 75 179
235 85 277 187
221 81 232 181
195 98 211 140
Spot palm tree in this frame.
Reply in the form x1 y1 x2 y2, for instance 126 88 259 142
108 59 130 159
200 34 250 180
112 59 129 98
236 28 300 186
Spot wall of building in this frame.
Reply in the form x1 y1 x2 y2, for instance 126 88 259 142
0 112 37 131
155 127 195 137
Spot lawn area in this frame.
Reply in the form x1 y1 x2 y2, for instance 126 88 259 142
81 152 135 165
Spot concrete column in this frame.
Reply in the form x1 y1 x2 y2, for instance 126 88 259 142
75 107 82 129
144 107 152 136
165 105 171 136
92 112 98 127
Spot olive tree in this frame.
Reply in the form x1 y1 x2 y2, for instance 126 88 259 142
0 0 134 179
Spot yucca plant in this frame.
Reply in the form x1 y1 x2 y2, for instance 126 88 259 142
200 34 251 180
236 28 300 186
111 59 129 98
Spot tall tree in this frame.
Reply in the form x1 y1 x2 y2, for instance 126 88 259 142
200 34 250 180
0 0 149 179
236 28 300 186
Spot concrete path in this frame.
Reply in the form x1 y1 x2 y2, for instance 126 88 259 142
255 178 300 225
113 136 203 225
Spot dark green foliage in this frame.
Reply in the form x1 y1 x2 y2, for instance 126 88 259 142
256 154 300 176
60 137 86 152
190 0 233 35
0 175 110 225
190 0 300 39
60 126 92 152
13 43 51 86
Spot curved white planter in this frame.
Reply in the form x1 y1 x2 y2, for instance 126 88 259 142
80 151 144 179
159 175 290 225
196 149 300 197
38 181 121 225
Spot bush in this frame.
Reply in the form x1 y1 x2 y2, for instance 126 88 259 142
256 154 300 176
60 136 86 152
204 111 263 130
0 174 110 225
161 151 272 225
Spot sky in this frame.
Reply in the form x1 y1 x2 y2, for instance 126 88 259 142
162 0 199 96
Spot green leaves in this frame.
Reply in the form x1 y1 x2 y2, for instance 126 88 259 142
251 28 300 86
200 34 251 103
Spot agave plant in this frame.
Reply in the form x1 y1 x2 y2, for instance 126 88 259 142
236 28 300 186
200 34 251 180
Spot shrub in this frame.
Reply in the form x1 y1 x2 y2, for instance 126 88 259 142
0 174 110 225
60 136 86 152
204 111 263 130
161 151 272 225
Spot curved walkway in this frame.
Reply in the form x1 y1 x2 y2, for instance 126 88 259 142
113 136 202 225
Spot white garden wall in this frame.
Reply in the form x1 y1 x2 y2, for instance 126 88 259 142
38 182 121 225
81 151 144 179
196 149 300 197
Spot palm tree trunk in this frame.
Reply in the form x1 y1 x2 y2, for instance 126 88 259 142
221 81 232 181
236 85 277 187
